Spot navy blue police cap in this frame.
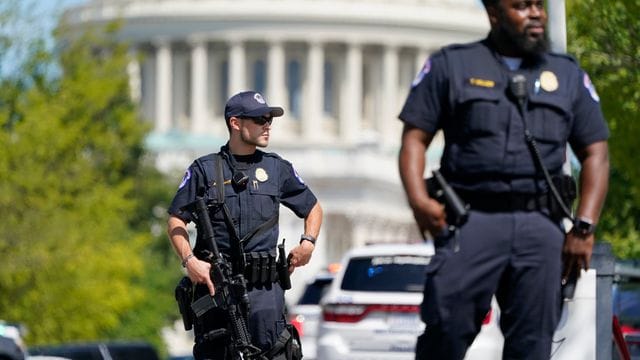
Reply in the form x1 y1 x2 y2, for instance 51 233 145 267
224 91 284 120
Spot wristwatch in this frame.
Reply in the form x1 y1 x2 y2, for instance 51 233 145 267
300 234 316 245
573 217 596 236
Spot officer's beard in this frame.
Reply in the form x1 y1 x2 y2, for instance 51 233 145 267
512 28 549 57
496 23 549 58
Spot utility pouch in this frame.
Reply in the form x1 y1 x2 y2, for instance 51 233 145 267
175 276 195 331
244 252 277 286
549 174 577 220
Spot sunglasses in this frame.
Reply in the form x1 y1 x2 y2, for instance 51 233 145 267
242 116 273 126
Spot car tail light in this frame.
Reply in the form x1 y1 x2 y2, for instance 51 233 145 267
290 314 304 338
323 304 420 323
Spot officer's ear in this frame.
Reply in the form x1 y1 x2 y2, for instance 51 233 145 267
229 116 242 132
485 4 500 28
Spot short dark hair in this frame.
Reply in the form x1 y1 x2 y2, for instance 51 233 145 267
481 0 499 8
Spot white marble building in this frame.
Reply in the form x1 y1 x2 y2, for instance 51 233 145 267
65 0 489 299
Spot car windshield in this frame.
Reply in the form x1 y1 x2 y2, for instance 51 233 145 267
340 255 429 292
298 277 333 305
614 280 640 328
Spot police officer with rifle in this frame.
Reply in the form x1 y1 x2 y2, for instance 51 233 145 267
168 91 323 360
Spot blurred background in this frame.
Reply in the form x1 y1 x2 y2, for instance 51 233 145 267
1 0 638 359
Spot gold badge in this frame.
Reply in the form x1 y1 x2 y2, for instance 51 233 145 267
539 71 559 92
255 168 268 182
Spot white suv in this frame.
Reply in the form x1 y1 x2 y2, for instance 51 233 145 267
315 243 503 360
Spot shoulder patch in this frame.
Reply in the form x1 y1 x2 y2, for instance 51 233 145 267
411 57 432 88
178 169 191 189
583 72 600 102
292 166 305 185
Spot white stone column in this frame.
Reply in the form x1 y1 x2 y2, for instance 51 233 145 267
381 45 399 145
340 42 362 143
127 48 141 103
267 40 286 109
303 40 324 139
228 39 246 95
190 39 208 133
155 39 172 132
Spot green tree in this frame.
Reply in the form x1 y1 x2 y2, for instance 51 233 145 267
0 12 178 351
567 0 640 258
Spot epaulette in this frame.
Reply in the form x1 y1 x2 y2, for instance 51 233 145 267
195 153 217 166
546 51 578 64
262 151 283 160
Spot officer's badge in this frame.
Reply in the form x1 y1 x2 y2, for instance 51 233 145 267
411 57 431 88
583 72 600 102
539 71 559 92
178 169 191 189
255 168 269 182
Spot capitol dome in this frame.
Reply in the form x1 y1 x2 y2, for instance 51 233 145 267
65 0 489 288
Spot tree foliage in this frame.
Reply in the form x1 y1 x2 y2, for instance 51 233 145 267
0 11 178 350
567 0 640 258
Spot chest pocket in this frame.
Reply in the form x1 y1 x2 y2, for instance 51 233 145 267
528 93 572 143
249 179 279 222
456 86 508 138
449 86 510 173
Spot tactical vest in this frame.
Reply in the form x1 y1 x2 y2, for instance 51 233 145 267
439 41 577 192
192 151 282 256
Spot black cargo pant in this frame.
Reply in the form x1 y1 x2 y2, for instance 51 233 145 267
415 210 563 360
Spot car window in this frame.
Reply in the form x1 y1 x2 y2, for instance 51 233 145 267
340 255 429 292
32 346 103 360
107 345 159 360
614 280 640 328
298 278 332 305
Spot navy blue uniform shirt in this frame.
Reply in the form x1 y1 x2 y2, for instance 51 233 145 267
168 145 317 255
399 38 609 193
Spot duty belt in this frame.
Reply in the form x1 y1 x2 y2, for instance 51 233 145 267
458 190 549 213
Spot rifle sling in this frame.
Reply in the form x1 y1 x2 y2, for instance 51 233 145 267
194 155 278 273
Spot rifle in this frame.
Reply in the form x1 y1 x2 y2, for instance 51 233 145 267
187 196 263 359
425 170 469 228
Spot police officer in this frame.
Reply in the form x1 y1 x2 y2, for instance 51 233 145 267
167 90 323 359
398 1 609 359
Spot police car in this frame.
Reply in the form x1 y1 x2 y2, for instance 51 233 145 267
0 321 26 360
315 244 503 360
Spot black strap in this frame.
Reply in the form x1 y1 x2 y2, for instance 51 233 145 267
195 154 280 273
214 155 246 273
262 328 292 359
515 97 574 221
